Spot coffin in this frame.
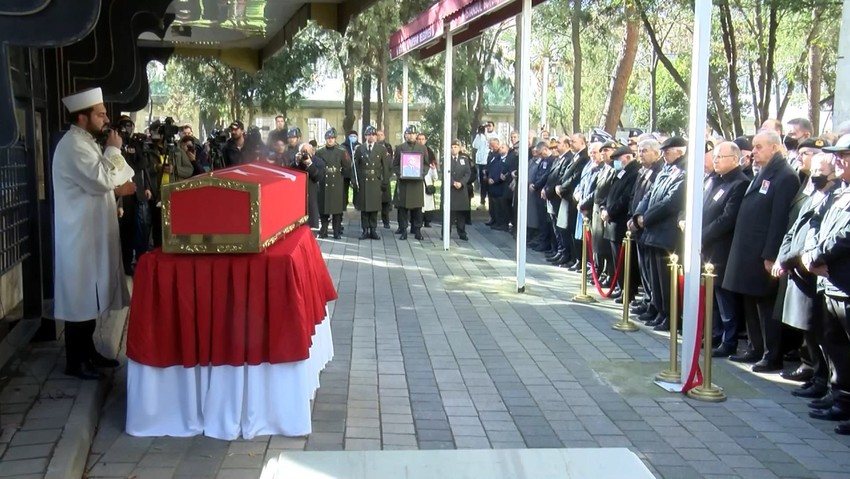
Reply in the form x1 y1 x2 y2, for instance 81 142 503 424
161 162 308 254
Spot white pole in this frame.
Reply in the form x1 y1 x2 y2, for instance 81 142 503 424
442 29 454 251
541 56 549 131
834 0 850 129
680 0 712 383
402 58 410 138
516 0 531 293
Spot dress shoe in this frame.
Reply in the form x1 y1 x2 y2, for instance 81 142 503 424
639 310 658 322
399 231 408 240
614 296 624 304
90 352 120 368
609 287 622 300
318 231 328 239
809 394 834 410
395 228 403 234
835 422 850 435
333 232 342 239
567 263 582 272
729 350 763 364
414 230 424 240
792 382 828 398
809 406 850 421
751 360 783 373
547 254 564 263
646 315 665 327
780 366 814 383
423 223 431 228
459 234 469 241
485 221 494 226
712 344 736 358
630 299 644 307
653 319 670 332
369 230 381 240
65 361 101 380
359 231 370 240
631 304 649 315
562 260 577 269
555 256 572 267
783 350 801 362
383 223 391 229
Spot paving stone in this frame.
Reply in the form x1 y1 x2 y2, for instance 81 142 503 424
8 428 61 446
0 458 48 477
0 443 54 461
129 467 178 479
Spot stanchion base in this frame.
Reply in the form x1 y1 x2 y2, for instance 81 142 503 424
612 320 638 332
655 370 681 383
572 295 597 304
687 385 727 402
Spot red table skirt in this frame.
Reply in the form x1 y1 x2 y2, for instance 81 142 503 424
127 226 337 367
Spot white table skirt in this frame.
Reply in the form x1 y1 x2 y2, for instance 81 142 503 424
126 317 333 440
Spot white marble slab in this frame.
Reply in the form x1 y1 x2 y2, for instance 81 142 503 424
260 448 656 479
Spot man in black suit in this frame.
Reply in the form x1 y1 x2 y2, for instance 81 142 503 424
700 141 750 357
600 145 641 300
541 136 573 264
554 133 590 269
629 139 664 319
724 130 801 372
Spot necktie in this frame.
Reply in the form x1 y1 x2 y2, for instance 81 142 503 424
368 144 372 153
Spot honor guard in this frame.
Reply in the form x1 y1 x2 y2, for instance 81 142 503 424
283 127 301 165
354 126 386 240
394 125 430 240
315 128 349 239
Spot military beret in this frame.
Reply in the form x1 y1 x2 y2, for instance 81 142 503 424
798 137 829 150
660 136 687 150
325 127 337 139
628 128 644 138
733 136 753 152
601 140 620 150
823 134 850 153
287 127 301 138
610 145 633 159
364 126 377 136
404 125 418 135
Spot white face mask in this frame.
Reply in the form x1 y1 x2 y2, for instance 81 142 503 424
348 135 357 144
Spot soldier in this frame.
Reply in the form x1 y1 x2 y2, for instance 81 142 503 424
354 126 386 240
448 140 472 240
315 128 349 239
394 125 429 240
283 127 301 165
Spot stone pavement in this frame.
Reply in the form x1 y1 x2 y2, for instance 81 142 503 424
6 212 850 479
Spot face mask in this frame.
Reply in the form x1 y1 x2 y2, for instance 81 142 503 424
613 160 624 171
348 135 357 144
783 135 799 151
811 175 830 190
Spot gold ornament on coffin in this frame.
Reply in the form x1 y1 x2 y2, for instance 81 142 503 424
161 176 307 254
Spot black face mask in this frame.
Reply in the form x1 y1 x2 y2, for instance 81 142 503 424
811 175 830 190
783 135 799 151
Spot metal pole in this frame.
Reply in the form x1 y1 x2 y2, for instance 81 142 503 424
402 58 409 139
680 0 711 381
515 0 532 293
834 0 850 128
656 254 681 384
688 263 727 402
541 56 549 131
613 233 638 332
442 29 453 251
572 217 596 303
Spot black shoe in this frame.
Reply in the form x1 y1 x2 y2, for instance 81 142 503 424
423 222 431 228
415 230 424 240
485 221 495 226
610 287 622 300
653 319 670 332
783 350 801 362
780 366 814 383
792 382 828 398
630 299 644 307
639 310 658 322
459 234 469 241
333 232 342 239
835 422 850 435
395 228 403 234
547 254 564 263
359 231 369 240
400 231 408 240
561 260 577 269
809 406 850 421
90 352 120 368
369 229 381 240
383 223 391 229
712 345 736 358
646 315 665 327
65 360 101 380
631 304 649 315
751 360 783 373
809 394 835 410
729 350 762 364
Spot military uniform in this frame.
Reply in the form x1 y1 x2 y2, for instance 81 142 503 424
378 140 394 228
394 135 429 240
315 129 349 238
449 153 472 240
354 139 386 239
282 127 301 166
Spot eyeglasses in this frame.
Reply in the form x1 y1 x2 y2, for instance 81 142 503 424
714 154 737 160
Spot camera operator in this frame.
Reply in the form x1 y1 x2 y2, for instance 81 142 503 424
284 143 324 229
473 121 498 208
283 127 302 165
147 121 195 247
178 135 206 176
223 120 245 166
240 125 268 163
114 116 152 275
180 124 208 169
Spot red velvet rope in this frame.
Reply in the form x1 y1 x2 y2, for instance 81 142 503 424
584 229 625 298
680 274 707 393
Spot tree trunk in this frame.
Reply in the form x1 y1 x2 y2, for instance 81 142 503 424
708 70 733 137
600 1 639 134
378 48 390 131
718 0 744 137
808 8 823 135
748 63 761 127
649 51 657 131
778 79 794 120
361 72 372 132
342 70 356 132
571 0 582 132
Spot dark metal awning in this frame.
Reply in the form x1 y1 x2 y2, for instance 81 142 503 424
390 0 545 61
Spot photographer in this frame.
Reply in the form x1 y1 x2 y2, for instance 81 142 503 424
115 116 152 275
178 135 206 176
223 120 245 166
284 143 324 229
147 121 195 247
472 121 497 208
283 127 302 165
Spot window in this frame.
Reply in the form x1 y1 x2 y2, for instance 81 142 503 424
307 118 329 145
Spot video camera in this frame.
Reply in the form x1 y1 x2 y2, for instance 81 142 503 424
149 117 179 144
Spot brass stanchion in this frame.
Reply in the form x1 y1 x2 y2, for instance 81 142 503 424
572 216 596 304
687 263 727 402
656 253 681 383
613 232 638 332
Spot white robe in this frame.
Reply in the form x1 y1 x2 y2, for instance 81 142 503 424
52 125 133 322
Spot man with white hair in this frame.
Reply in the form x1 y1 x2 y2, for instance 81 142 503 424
724 130 800 372
53 88 136 379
